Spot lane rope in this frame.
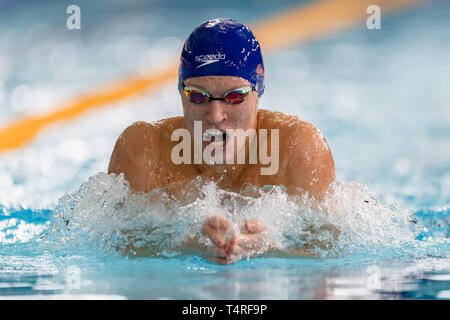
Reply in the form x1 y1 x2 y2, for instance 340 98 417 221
0 0 426 153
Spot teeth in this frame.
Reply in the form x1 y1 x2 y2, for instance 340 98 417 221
203 129 225 140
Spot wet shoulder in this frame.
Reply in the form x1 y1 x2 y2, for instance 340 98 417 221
115 117 182 156
116 121 155 151
120 117 184 140
257 109 308 132
153 116 185 141
257 109 325 150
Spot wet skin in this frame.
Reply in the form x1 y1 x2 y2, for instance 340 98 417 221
108 76 336 264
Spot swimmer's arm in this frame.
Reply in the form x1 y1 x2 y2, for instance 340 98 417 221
284 121 336 201
108 121 160 193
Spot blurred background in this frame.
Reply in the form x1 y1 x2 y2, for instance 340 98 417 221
0 0 449 300
0 0 448 214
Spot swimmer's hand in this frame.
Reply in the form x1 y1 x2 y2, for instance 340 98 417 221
226 220 275 264
194 216 274 265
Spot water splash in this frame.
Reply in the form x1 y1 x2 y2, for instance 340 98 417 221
0 206 50 244
41 172 447 261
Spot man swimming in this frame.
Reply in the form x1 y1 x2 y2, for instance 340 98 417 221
108 18 335 264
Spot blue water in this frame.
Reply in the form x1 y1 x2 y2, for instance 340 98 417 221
0 0 449 299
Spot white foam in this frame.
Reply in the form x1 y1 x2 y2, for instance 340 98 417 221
44 172 425 259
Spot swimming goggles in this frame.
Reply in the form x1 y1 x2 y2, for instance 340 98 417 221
182 84 253 105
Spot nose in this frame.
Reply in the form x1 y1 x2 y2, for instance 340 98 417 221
204 100 227 125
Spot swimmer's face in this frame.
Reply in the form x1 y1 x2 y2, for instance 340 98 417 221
181 75 259 165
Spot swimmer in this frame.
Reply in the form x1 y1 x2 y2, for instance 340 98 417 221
108 18 336 264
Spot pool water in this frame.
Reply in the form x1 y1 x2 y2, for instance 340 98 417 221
0 0 449 299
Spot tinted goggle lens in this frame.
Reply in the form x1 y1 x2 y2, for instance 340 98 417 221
183 86 252 105
225 91 247 104
189 90 209 104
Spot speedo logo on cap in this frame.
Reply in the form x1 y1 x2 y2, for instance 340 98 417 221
195 53 226 68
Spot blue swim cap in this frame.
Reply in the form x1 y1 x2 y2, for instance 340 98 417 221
178 18 265 96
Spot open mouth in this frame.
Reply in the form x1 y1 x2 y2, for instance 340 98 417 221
203 129 228 150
